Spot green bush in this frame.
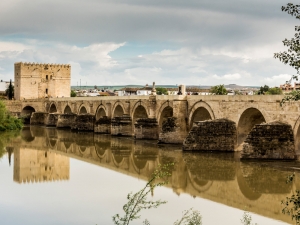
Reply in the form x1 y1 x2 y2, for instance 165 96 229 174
0 100 23 131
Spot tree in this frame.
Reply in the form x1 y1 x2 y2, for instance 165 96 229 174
266 87 283 95
274 3 300 83
210 84 228 95
0 101 23 131
257 85 269 95
156 87 168 95
70 90 77 97
5 80 14 100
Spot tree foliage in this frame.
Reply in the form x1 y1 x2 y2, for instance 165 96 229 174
210 84 228 95
274 3 300 83
281 173 300 224
0 101 23 131
156 87 168 95
112 163 173 225
70 90 77 97
5 80 14 100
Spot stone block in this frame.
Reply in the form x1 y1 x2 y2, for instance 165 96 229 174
57 114 77 129
241 121 296 160
71 114 95 131
94 116 111 134
182 118 237 151
134 118 159 139
111 114 132 136
158 117 186 144
30 112 49 126
45 113 59 126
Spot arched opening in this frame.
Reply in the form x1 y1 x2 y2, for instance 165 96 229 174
113 105 124 117
64 105 72 114
190 107 212 129
49 104 57 113
237 108 266 146
79 106 87 115
21 106 35 124
159 106 173 131
133 105 148 121
96 108 106 121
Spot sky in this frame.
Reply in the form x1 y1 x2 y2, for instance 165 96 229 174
0 0 298 87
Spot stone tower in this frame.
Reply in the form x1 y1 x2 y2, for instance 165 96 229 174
14 62 71 100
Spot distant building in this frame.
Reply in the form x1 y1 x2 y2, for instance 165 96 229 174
14 62 71 100
280 82 300 93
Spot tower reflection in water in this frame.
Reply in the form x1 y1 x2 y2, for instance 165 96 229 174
6 126 300 224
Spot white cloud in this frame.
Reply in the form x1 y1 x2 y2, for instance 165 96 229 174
263 74 293 87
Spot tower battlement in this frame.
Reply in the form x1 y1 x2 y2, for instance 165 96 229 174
15 62 71 68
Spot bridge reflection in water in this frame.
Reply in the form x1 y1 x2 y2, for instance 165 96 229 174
9 126 300 224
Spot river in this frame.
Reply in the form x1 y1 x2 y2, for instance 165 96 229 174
0 126 298 225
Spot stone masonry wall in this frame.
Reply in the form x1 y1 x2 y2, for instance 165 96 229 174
241 121 296 160
135 118 159 139
183 119 237 151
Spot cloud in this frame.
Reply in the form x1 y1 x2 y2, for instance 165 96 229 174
263 74 293 87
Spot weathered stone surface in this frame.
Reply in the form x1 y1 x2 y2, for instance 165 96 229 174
111 114 132 136
30 112 49 125
182 118 237 151
94 116 111 134
241 121 296 160
158 117 186 144
134 118 158 140
71 114 95 131
57 114 77 129
45 113 59 126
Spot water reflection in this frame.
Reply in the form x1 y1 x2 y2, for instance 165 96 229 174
4 126 300 223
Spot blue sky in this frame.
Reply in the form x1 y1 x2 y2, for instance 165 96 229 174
0 0 297 86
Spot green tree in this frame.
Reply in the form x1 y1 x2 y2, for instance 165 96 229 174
5 80 14 100
257 85 269 95
0 101 23 131
71 90 77 97
265 87 283 95
274 3 300 82
210 84 228 95
156 87 168 95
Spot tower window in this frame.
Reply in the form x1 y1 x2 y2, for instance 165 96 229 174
46 75 48 80
46 89 48 94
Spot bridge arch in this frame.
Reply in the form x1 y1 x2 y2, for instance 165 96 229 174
64 105 72 114
187 170 213 193
49 102 58 113
157 102 173 130
188 101 215 129
237 107 266 146
131 101 149 119
78 104 88 115
132 103 148 122
112 102 125 117
95 105 107 121
21 105 36 124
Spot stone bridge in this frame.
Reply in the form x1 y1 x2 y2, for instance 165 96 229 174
4 95 300 150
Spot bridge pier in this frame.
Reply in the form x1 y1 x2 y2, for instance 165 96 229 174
134 118 159 139
94 116 112 134
45 113 59 127
111 114 133 136
30 112 49 126
182 119 237 151
71 114 95 131
57 114 77 129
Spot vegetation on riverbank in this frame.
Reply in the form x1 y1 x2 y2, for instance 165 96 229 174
0 100 23 131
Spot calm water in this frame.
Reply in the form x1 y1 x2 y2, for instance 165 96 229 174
0 126 299 225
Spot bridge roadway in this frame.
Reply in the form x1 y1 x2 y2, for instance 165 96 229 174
8 127 300 224
4 94 300 148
